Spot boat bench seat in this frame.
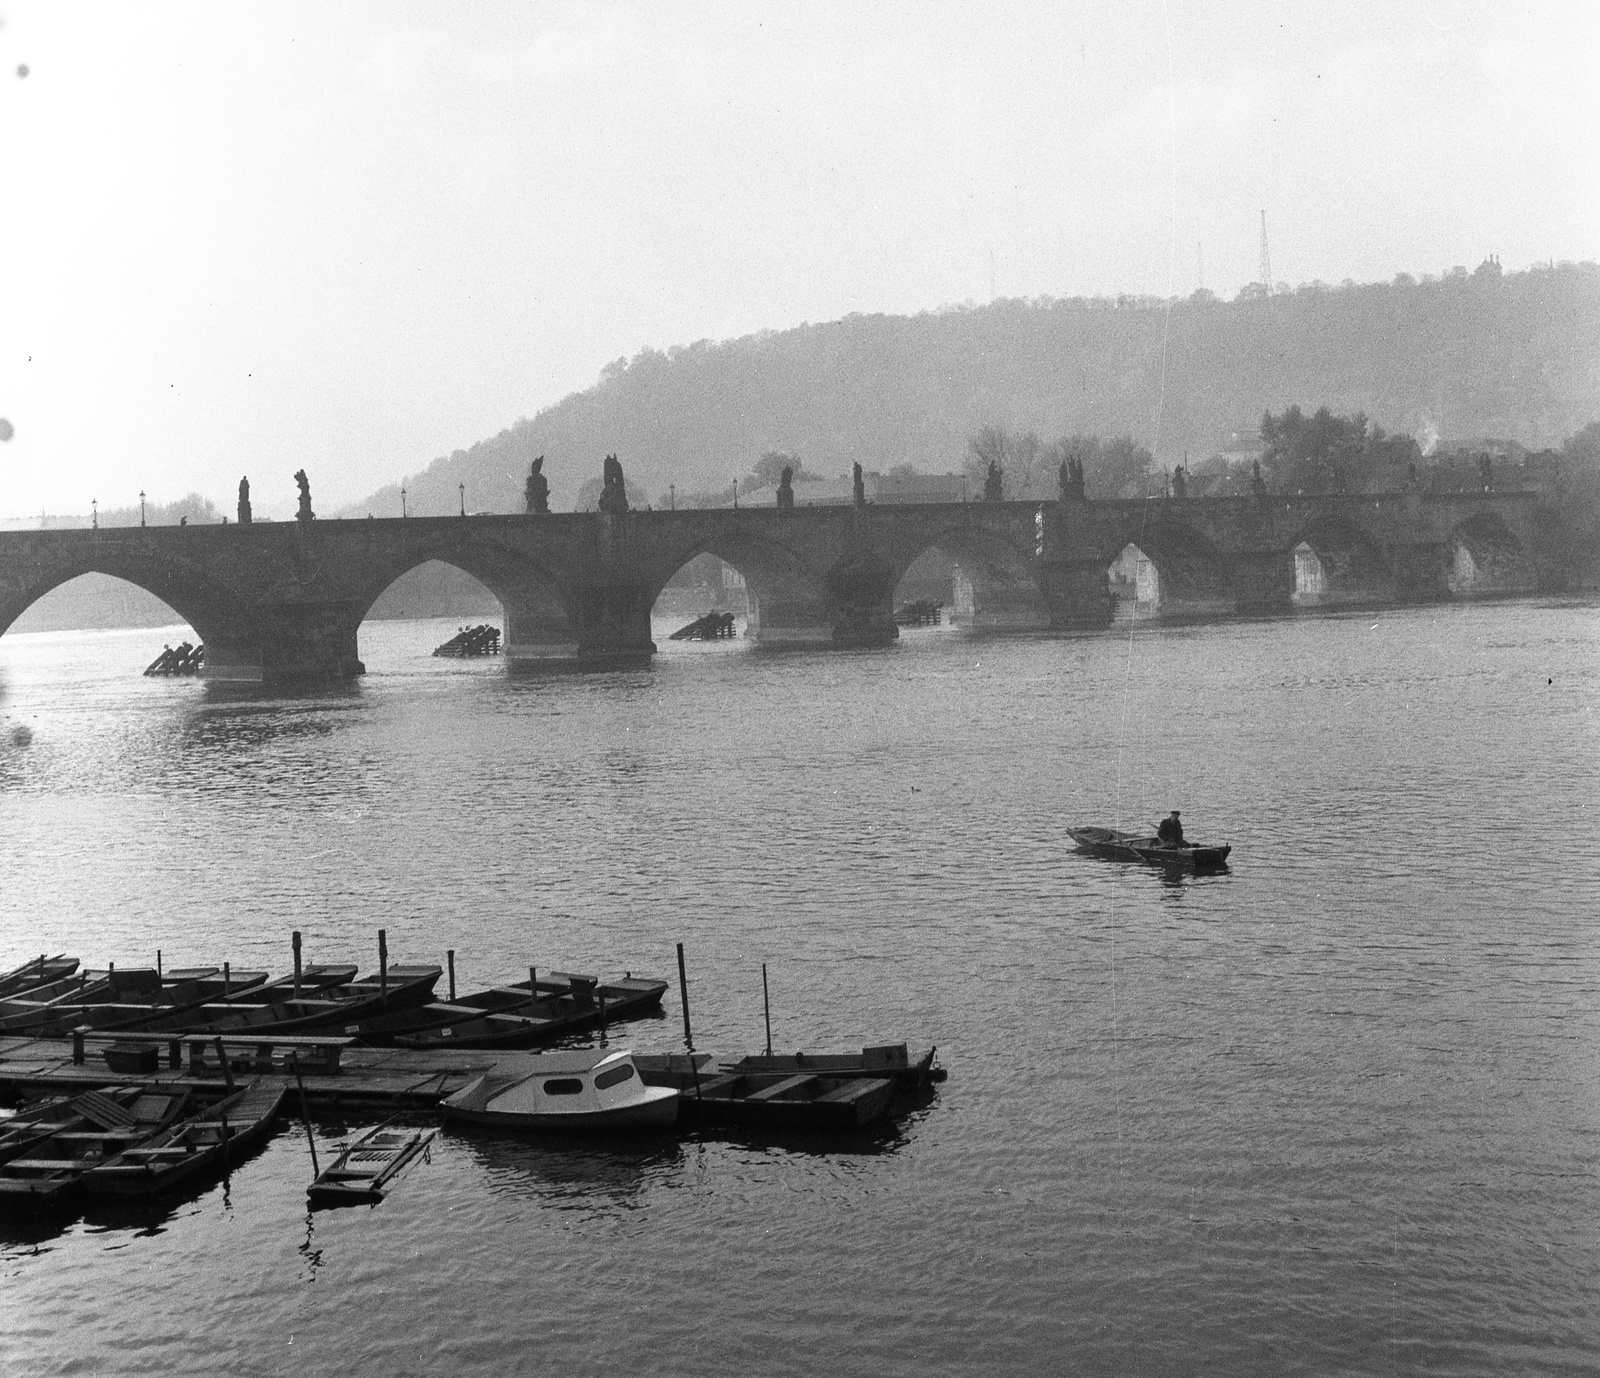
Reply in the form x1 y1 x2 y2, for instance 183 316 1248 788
49 1129 146 1142
748 1075 818 1102
4 1159 73 1172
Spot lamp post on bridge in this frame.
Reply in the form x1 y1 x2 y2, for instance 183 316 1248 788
400 486 407 518
139 491 146 527
459 482 465 517
732 478 738 510
669 484 675 511
91 498 97 530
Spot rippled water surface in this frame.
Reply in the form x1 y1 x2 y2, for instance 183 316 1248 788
1 601 1597 1377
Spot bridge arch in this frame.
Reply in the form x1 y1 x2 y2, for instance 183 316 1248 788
646 531 836 646
1445 510 1536 595
349 537 581 664
1097 519 1230 617
1286 514 1392 605
0 547 254 649
890 522 1047 630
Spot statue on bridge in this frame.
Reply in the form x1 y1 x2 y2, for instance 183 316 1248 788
1478 453 1493 493
294 470 315 522
1251 459 1269 502
777 465 795 509
1059 456 1086 502
598 454 629 515
237 476 252 525
983 460 1003 502
1171 465 1187 500
852 463 866 508
525 456 550 514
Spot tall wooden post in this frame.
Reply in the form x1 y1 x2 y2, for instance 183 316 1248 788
292 931 303 999
378 930 388 1004
447 950 456 1003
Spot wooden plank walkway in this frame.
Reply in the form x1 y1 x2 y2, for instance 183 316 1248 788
0 1035 548 1109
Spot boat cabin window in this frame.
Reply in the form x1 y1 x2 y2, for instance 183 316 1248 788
542 1078 585 1096
593 1063 635 1090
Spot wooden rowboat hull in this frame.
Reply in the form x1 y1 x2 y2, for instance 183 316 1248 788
1067 827 1232 869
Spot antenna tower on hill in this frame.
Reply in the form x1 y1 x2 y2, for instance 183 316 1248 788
1258 209 1272 292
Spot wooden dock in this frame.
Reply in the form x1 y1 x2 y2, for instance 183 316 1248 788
0 1034 559 1110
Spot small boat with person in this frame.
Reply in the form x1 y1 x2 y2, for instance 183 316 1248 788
441 1049 679 1132
1067 818 1232 870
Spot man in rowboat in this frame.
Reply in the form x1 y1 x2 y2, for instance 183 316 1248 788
1156 811 1186 848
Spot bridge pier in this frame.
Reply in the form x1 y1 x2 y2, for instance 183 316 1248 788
202 604 365 685
1227 550 1295 613
1036 560 1115 628
1387 541 1452 602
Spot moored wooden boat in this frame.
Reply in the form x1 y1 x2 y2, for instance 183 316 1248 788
0 1087 144 1166
121 965 441 1039
83 1078 285 1197
307 1124 436 1207
1067 826 1232 869
0 955 79 999
386 973 667 1051
440 1049 679 1132
0 966 273 1037
718 1044 945 1089
0 1087 191 1209
633 1060 897 1129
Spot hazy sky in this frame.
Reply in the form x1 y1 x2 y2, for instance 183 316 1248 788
1 2 1595 519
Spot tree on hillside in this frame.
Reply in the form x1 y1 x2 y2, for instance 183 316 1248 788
1259 406 1419 494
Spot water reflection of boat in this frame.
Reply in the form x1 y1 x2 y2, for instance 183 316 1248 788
83 1079 285 1198
1067 826 1232 869
441 1050 678 1132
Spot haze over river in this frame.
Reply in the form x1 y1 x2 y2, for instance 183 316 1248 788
1 600 1596 1377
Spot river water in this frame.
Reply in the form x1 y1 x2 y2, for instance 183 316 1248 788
0 599 1596 1377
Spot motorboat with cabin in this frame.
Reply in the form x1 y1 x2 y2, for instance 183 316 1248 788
440 1049 678 1132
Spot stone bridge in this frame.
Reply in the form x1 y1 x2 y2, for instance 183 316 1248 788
0 490 1550 684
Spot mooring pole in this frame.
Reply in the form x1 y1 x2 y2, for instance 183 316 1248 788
213 1036 235 1092
292 1055 319 1179
223 961 230 998
676 943 693 1048
529 966 537 1005
447 949 456 1003
378 929 388 1005
292 930 303 999
156 949 162 980
677 942 701 1102
762 963 772 1058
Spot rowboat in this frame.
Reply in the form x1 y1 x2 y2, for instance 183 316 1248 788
1066 826 1232 869
632 1057 897 1129
83 1079 285 1197
0 1087 191 1208
0 966 274 1037
384 973 668 1051
0 955 78 999
0 1087 144 1165
718 1044 945 1089
440 1049 679 1132
122 965 442 1038
307 1124 436 1207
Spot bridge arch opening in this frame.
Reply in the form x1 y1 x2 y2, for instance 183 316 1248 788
1103 524 1228 618
896 528 1046 631
357 559 507 668
648 534 836 647
1446 512 1535 596
1288 517 1391 605
651 553 749 643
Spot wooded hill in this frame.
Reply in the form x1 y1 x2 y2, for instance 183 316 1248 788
348 260 1599 517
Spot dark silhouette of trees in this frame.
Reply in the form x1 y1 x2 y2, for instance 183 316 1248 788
1258 406 1420 494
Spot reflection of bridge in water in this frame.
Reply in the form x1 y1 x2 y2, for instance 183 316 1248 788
0 490 1548 685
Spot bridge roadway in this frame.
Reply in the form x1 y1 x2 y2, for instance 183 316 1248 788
0 490 1549 685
